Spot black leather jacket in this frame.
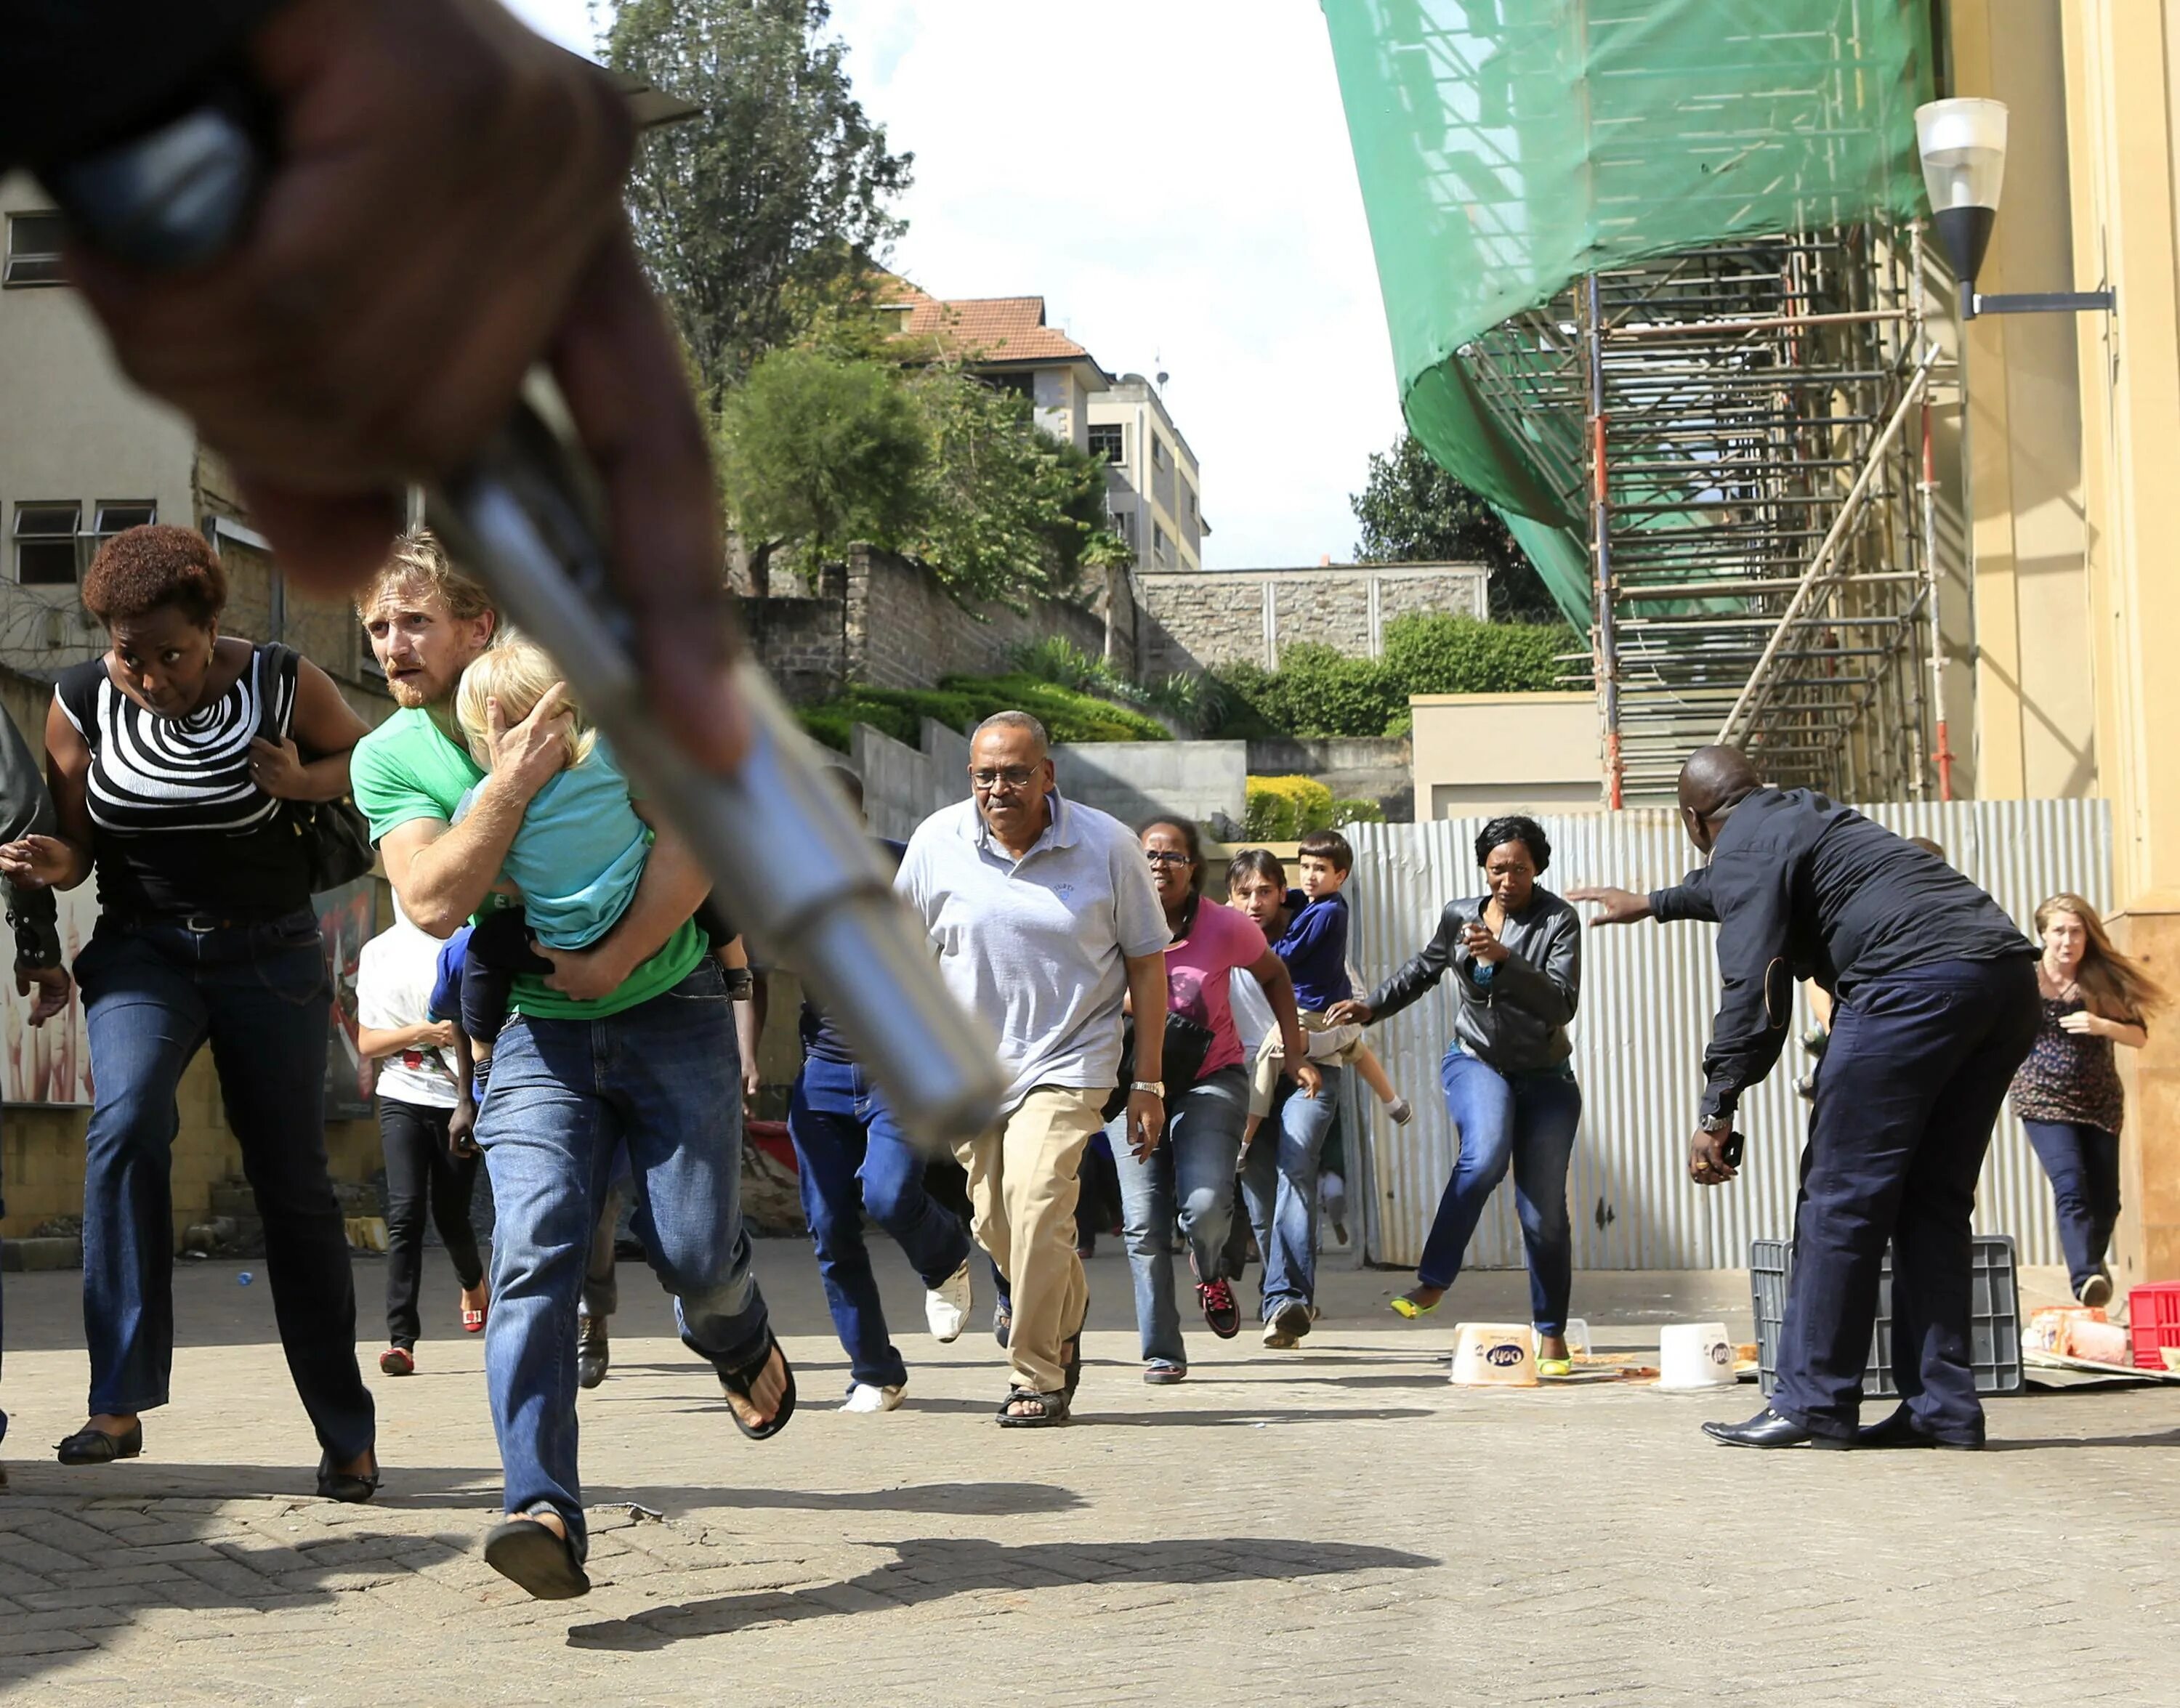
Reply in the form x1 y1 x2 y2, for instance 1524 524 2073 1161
1366 888 1580 1076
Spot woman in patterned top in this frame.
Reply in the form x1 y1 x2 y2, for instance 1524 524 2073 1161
0 526 379 1497
2011 893 2167 1307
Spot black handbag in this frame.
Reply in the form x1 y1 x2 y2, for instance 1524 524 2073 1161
255 644 376 894
1104 1011 1216 1122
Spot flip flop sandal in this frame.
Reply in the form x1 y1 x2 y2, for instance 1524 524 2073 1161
995 1387 1069 1428
1389 1293 1441 1319
483 1516 591 1600
719 1331 797 1441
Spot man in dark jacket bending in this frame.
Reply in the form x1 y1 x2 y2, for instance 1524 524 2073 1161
1572 746 2037 1450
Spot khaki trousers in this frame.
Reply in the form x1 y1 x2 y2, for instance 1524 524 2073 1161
955 1084 1105 1395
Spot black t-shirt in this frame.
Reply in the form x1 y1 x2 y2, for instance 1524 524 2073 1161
799 839 908 1064
57 642 314 919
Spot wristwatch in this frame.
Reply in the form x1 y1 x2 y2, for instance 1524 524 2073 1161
1131 1079 1166 1100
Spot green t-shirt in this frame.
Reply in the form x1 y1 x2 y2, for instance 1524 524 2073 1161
352 707 702 1020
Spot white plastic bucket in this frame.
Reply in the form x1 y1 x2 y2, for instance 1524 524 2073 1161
1658 1322 1737 1390
1450 1322 1538 1387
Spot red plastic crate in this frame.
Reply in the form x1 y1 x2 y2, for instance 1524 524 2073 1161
2127 1282 2180 1370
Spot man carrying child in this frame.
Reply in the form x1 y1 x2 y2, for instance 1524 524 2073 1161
350 530 788 1601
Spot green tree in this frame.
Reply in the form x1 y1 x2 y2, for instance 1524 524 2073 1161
1351 434 1563 623
605 0 913 394
716 347 926 593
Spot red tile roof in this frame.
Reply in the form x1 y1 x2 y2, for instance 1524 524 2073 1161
881 279 1094 366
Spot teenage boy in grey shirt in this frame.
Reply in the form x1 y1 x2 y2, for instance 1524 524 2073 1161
897 713 1168 1425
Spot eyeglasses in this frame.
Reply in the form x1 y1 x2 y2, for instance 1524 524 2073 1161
1144 849 1193 867
969 766 1040 792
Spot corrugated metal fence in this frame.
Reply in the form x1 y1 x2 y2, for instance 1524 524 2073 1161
1343 800 2112 1271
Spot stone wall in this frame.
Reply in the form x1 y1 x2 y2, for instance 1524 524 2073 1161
1137 562 1490 679
1246 737 1415 821
741 546 1116 705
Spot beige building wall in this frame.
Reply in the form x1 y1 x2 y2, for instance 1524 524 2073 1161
1410 692 1599 818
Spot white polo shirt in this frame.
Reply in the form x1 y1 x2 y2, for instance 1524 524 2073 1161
897 790 1169 1114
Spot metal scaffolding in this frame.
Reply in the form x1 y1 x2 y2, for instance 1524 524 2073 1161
1460 226 1942 806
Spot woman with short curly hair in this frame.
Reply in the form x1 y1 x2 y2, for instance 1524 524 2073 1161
0 525 380 1495
1327 813 1586 1369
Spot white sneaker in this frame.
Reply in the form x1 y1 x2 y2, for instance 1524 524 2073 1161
841 1383 905 1414
1386 1097 1413 1125
926 1260 972 1343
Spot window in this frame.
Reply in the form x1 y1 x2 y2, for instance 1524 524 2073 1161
14 503 81 586
1152 436 1169 471
4 212 66 288
93 503 156 543
1184 486 1198 522
1089 424 1125 464
1110 508 1134 548
1152 521 1171 567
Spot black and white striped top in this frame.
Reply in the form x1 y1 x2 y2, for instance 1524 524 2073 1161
57 643 313 919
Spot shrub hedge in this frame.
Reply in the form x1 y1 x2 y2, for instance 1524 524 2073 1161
796 673 1171 753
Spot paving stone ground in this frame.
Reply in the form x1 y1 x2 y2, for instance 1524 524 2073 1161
2 1243 2176 1706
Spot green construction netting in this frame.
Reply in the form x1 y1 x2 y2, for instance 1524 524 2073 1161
1322 0 1934 625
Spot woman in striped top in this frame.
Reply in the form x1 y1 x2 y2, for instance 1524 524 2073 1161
0 526 380 1498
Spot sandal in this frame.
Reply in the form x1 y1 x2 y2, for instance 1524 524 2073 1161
1389 1291 1442 1320
719 1331 797 1441
56 1420 142 1465
316 1449 380 1505
1143 1360 1187 1385
1537 1356 1574 1378
460 1297 487 1335
483 1515 591 1600
995 1387 1069 1428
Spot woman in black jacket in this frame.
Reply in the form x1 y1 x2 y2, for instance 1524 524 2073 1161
1328 814 1583 1370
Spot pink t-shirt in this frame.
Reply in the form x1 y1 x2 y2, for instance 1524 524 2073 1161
1163 899 1267 1078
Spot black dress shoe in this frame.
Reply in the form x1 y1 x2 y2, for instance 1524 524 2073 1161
1701 1407 1851 1449
56 1420 142 1465
1856 1405 1985 1451
315 1450 381 1504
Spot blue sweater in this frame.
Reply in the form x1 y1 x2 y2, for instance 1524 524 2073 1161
1275 889 1352 1011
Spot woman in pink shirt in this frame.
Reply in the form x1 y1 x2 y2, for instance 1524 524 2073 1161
1115 817 1317 1382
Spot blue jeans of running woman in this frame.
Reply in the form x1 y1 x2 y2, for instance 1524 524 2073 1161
1421 1048 1584 1335
76 913 374 1459
1113 1066 1248 1366
2022 1119 2123 1295
1238 1063 1345 1320
477 958 768 1561
789 1053 972 1392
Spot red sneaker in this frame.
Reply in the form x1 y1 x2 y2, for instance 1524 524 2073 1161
1198 1278 1241 1339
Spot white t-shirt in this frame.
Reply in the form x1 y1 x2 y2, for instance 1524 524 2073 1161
355 920 459 1109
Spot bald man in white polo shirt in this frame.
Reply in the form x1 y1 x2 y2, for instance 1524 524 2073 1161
897 712 1169 1425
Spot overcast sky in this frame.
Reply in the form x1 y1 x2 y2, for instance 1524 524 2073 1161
504 0 1403 569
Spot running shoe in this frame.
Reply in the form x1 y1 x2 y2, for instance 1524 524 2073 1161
1198 1277 1242 1339
926 1260 972 1342
841 1383 905 1414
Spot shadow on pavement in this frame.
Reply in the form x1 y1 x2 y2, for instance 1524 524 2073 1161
565 1534 1440 1651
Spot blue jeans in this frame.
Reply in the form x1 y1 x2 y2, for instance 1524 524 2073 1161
1421 1049 1584 1334
1113 1066 1248 1365
1238 1063 1344 1319
1777 957 2039 1443
476 958 768 1560
74 914 373 1457
2023 1120 2122 1295
788 1053 972 1391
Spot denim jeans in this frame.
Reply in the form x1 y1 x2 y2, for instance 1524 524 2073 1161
377 1096 483 1349
75 913 374 1459
476 958 767 1559
1421 1048 1584 1333
1238 1063 1344 1319
2023 1120 2123 1294
1113 1066 1248 1365
789 1053 972 1391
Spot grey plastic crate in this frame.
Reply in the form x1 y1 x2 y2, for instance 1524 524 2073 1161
1750 1234 2024 1399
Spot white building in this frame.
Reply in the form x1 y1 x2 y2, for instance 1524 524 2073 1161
1086 373 1206 575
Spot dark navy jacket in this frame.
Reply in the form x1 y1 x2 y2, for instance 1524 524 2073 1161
800 840 909 1063
1648 790 2031 1120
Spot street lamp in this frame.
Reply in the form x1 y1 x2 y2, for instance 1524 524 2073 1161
1915 96 2114 320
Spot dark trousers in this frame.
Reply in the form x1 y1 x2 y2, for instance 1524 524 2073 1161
788 1055 972 1391
461 906 552 1048
378 1096 484 1348
1777 956 2039 1443
76 915 375 1460
2022 1120 2123 1294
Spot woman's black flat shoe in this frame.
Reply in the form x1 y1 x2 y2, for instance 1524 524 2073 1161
315 1450 381 1504
56 1420 142 1465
